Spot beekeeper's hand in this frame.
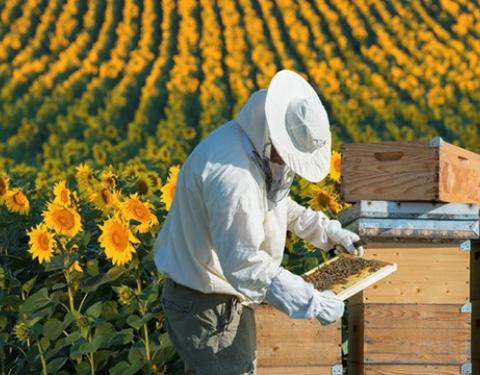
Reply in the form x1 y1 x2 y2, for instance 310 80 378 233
314 290 344 326
265 268 344 324
325 220 364 256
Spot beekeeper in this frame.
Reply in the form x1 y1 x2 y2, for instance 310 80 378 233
154 70 363 375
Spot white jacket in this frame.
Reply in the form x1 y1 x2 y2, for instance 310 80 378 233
153 90 335 305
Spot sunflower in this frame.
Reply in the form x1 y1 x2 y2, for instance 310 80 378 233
146 172 162 192
88 185 121 213
92 145 107 165
42 202 83 237
53 180 72 206
75 163 95 196
329 150 342 183
101 169 117 189
158 146 170 163
161 165 181 211
120 193 159 233
182 127 196 140
98 214 139 266
308 185 336 212
4 188 30 215
136 173 154 196
123 164 138 177
27 223 56 264
0 173 9 203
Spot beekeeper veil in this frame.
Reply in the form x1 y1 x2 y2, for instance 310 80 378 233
236 70 332 202
236 89 295 203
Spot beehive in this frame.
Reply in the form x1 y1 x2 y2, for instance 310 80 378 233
472 242 480 374
339 201 477 375
255 304 342 375
341 137 480 204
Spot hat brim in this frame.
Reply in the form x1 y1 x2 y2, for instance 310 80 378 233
265 70 331 182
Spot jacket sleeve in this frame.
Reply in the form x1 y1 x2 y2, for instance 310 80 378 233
286 196 334 251
204 169 281 303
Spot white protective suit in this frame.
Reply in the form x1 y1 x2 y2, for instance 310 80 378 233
154 89 349 322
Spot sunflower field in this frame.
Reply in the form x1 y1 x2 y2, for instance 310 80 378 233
0 0 479 373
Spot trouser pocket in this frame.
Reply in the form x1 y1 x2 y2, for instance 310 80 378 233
160 279 255 374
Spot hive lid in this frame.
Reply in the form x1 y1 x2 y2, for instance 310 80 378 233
338 200 479 226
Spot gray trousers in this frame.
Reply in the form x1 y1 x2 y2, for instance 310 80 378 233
161 278 257 375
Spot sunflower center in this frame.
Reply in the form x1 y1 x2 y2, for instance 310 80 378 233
133 205 149 221
13 192 27 206
39 233 50 251
111 224 128 250
101 188 112 204
137 180 148 195
55 209 75 230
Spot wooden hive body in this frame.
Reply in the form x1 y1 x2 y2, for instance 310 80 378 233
255 304 342 375
341 201 477 374
341 138 480 204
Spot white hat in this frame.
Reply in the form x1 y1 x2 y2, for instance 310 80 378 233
265 70 331 182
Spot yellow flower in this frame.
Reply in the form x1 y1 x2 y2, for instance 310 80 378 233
120 193 159 233
327 199 343 215
0 173 9 203
98 214 139 266
101 169 117 189
161 165 181 211
67 260 83 273
53 180 72 206
329 150 341 183
75 163 95 195
27 223 56 264
43 202 83 237
4 188 30 215
136 173 154 196
88 185 120 213
308 185 335 212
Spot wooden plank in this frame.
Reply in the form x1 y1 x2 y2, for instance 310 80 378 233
349 363 466 374
439 141 480 203
255 304 341 366
472 242 480 300
341 141 438 202
257 366 336 375
473 300 480 361
348 304 471 365
348 243 469 304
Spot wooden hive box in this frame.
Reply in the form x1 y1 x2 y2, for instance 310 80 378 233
472 241 480 301
255 304 342 375
347 242 470 305
341 137 480 203
348 303 472 374
473 301 479 362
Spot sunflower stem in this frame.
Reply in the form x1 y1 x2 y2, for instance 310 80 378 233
136 277 151 361
65 273 76 313
89 352 95 375
36 341 48 375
